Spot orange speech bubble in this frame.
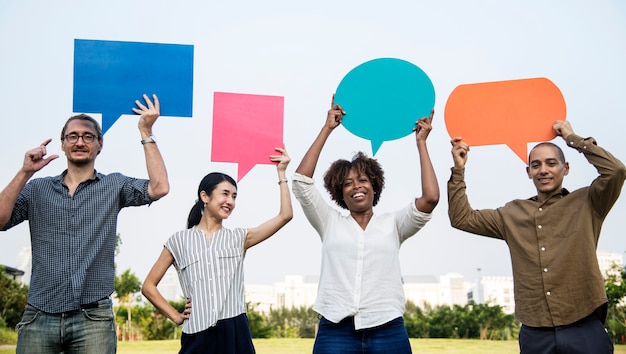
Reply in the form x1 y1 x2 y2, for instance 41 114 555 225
444 77 566 162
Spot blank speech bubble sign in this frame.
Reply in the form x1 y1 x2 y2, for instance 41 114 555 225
334 58 435 155
73 39 194 134
211 92 284 182
444 77 566 162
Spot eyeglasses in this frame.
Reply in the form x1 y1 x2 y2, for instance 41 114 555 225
63 133 98 144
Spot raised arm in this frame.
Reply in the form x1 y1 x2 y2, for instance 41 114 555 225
0 139 58 229
295 95 345 177
132 94 170 200
413 110 439 213
141 248 190 325
244 146 294 249
554 120 626 217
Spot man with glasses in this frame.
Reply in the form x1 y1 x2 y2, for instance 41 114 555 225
0 94 169 353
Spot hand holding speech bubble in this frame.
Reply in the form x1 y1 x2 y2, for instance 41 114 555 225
334 58 435 155
444 77 566 163
211 92 284 182
73 39 194 134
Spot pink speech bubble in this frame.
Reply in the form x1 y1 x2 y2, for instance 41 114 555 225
212 92 284 181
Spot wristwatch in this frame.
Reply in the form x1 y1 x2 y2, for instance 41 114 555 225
141 135 156 144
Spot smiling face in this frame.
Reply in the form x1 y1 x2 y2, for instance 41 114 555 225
526 144 569 202
341 168 375 214
201 180 237 220
61 119 103 166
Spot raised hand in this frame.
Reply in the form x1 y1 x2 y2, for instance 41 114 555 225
23 139 59 174
413 109 434 143
325 94 346 130
133 94 160 132
450 137 470 168
553 120 574 139
270 145 291 173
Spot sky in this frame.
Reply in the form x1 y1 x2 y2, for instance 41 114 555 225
0 1 625 286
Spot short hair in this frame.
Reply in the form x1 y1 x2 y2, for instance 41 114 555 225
323 151 385 210
187 172 237 228
60 114 103 142
529 142 566 164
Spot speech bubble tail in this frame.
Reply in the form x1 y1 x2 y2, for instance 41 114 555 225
370 140 384 155
101 112 118 135
236 163 255 182
507 141 529 164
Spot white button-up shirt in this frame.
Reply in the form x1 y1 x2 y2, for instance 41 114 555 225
292 173 431 330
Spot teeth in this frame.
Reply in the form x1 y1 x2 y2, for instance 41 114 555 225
353 193 365 198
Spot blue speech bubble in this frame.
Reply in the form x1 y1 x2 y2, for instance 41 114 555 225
73 39 194 134
334 58 435 154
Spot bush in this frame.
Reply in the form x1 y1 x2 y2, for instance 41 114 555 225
0 326 17 345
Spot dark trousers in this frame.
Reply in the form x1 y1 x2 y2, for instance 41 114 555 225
179 313 255 354
519 313 613 354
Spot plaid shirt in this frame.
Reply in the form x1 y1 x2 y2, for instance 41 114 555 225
3 170 153 313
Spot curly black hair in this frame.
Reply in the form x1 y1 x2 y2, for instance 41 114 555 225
323 151 385 210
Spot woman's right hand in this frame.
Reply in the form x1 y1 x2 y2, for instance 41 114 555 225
325 94 346 130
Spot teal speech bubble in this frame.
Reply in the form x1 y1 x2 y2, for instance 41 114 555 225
334 58 435 154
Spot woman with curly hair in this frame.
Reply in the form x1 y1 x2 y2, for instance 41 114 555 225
292 96 439 354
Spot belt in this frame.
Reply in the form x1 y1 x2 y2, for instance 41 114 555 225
80 297 107 309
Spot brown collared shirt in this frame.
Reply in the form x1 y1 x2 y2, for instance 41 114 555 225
448 134 626 327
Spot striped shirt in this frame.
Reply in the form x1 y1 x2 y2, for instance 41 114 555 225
292 173 432 330
165 226 247 334
3 171 153 313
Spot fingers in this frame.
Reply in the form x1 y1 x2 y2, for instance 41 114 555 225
269 145 291 165
450 137 463 146
330 94 346 115
40 138 53 147
152 94 160 111
132 94 160 115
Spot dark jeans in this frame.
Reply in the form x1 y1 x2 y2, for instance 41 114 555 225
313 316 412 354
519 313 613 354
16 298 116 354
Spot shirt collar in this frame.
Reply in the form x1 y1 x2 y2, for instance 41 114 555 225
528 188 570 202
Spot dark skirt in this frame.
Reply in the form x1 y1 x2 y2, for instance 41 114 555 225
180 313 255 354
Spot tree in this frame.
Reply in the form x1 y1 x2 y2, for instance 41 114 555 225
247 303 273 338
0 267 29 329
136 300 183 340
404 300 429 338
114 268 141 341
605 262 626 343
427 305 461 338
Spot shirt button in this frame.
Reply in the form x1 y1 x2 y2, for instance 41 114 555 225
547 291 551 296
538 208 543 211
543 268 548 272
541 247 546 251
538 225 542 229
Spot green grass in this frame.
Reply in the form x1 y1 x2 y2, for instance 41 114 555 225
2 339 626 353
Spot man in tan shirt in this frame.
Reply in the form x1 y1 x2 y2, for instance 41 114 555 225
448 120 625 353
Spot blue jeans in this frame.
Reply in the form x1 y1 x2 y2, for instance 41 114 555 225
16 298 117 354
313 316 412 354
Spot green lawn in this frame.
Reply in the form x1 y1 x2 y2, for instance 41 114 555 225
2 339 626 353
